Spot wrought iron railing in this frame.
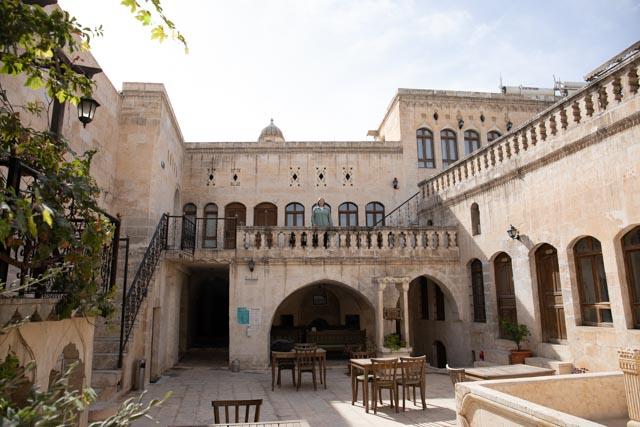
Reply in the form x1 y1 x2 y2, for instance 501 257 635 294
166 216 238 251
374 191 421 227
0 155 120 297
118 213 168 368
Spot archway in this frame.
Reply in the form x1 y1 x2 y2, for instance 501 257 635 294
407 275 459 364
269 281 375 358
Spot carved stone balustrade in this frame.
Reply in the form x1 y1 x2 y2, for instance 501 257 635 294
235 226 459 260
619 348 640 427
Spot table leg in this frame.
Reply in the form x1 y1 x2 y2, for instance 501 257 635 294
318 355 323 385
363 365 369 413
323 355 327 389
271 356 276 391
351 363 356 405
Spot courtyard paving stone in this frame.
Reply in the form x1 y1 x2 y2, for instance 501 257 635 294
131 364 457 427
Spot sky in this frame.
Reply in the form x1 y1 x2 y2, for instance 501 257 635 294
57 0 640 142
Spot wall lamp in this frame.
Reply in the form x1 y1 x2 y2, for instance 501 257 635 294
392 177 399 189
507 224 520 240
248 258 255 272
458 118 465 129
506 121 513 131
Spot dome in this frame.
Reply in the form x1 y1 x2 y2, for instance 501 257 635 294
258 119 285 142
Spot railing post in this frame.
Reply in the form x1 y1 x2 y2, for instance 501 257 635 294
117 236 130 369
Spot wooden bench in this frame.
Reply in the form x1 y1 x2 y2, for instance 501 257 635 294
307 330 365 353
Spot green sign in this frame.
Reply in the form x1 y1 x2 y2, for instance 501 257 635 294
237 307 249 325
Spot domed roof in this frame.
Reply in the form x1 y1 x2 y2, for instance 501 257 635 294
258 119 285 142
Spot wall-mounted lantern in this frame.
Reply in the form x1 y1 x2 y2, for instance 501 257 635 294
248 258 255 272
392 177 399 189
507 224 520 240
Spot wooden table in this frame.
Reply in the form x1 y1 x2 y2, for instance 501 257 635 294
464 364 555 381
271 349 326 391
349 358 375 413
171 420 310 427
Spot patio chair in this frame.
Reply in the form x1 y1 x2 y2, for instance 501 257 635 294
398 356 427 410
446 364 466 385
271 340 295 388
211 399 262 424
371 358 399 414
295 347 317 391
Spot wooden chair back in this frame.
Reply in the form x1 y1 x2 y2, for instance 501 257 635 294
350 350 370 360
212 399 262 424
295 348 317 369
371 358 398 385
400 355 426 383
294 343 317 351
446 364 466 385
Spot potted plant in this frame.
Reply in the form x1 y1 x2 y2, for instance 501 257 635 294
378 333 412 357
501 320 532 364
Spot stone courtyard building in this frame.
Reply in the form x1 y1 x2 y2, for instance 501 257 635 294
1 22 639 423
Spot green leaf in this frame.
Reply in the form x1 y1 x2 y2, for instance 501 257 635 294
150 25 167 42
121 0 137 13
24 75 44 90
42 205 54 227
136 10 152 26
27 215 37 238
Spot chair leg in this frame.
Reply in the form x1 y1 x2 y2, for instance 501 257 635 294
354 380 359 404
277 368 281 386
312 368 317 391
291 368 295 386
402 384 406 411
296 368 301 391
413 385 416 403
389 388 393 408
420 383 426 410
394 387 399 413
372 385 377 414
378 388 383 404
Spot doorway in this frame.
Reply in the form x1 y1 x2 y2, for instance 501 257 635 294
535 244 567 342
254 202 277 226
224 203 246 249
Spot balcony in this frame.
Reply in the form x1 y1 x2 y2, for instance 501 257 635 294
164 216 459 262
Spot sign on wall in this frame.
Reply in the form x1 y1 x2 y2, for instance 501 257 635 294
237 307 250 325
237 306 262 326
383 307 402 320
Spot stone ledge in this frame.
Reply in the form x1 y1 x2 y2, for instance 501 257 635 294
525 356 573 375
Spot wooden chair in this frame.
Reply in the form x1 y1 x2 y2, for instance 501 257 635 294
276 357 295 388
398 356 426 411
294 342 317 351
295 347 317 391
370 358 398 414
446 364 466 385
351 350 373 406
211 399 262 424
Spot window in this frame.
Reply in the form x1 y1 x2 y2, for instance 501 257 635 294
495 253 517 338
420 277 429 320
254 202 277 226
440 129 458 168
338 202 358 227
435 284 445 320
574 237 612 325
623 226 640 328
471 259 486 322
487 130 502 142
183 203 196 223
285 203 305 226
365 202 385 226
202 203 218 248
464 130 481 156
471 203 481 236
417 128 435 168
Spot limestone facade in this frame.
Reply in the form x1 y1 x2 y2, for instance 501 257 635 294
2 35 639 401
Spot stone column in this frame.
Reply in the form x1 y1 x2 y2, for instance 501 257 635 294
401 278 411 349
376 278 388 350
619 348 640 427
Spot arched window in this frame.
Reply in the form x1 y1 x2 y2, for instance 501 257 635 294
183 203 196 224
440 129 458 168
464 130 481 156
416 128 435 168
471 203 481 236
202 203 218 248
471 259 486 322
494 253 517 338
487 130 502 142
338 202 358 227
285 203 305 226
574 236 611 325
365 202 385 226
623 226 640 328
254 202 277 226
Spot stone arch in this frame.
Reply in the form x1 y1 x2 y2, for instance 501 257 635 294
432 340 447 368
172 188 181 215
613 223 640 328
268 279 376 353
48 342 84 393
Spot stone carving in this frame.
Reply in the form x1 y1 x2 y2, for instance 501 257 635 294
231 168 240 186
206 167 216 187
342 166 353 187
315 166 327 187
289 167 301 187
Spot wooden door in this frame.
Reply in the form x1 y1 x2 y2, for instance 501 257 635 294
224 203 245 249
495 253 517 337
254 202 277 226
535 244 567 342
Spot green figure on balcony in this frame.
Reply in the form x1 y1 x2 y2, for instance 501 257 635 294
311 198 332 228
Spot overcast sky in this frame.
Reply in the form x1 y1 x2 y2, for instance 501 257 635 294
57 0 640 142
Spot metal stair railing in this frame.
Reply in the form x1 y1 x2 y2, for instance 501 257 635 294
374 191 421 227
117 213 191 368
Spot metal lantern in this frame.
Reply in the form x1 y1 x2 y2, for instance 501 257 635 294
77 97 100 127
506 120 513 131
507 224 520 240
458 118 465 129
248 258 255 272
392 177 399 189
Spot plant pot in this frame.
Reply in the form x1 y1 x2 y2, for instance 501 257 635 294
377 347 413 358
509 349 533 364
